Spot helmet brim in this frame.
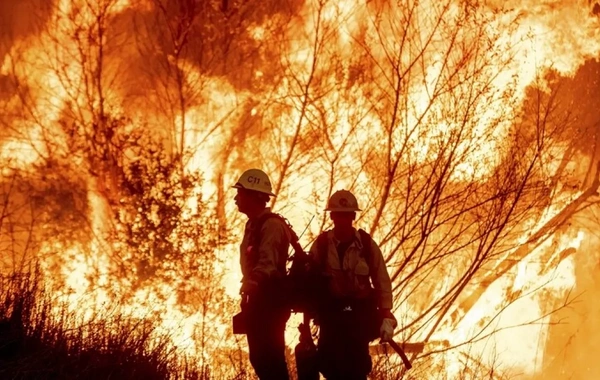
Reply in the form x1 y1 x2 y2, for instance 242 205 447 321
325 207 361 212
231 183 276 197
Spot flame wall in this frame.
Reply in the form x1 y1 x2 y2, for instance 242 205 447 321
1 0 600 378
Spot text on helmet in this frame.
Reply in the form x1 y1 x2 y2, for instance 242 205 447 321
247 176 269 186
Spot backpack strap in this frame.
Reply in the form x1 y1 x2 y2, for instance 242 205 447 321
315 232 329 271
249 212 281 272
358 229 374 275
249 212 302 275
249 212 277 249
315 229 372 271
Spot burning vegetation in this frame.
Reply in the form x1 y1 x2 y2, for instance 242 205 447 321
1 0 600 378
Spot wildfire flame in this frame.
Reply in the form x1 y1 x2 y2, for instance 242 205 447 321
1 0 600 378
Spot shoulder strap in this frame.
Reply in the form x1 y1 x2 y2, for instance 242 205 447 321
250 212 304 274
250 212 278 248
253 213 302 244
315 230 371 270
248 212 281 269
316 232 329 270
358 229 373 270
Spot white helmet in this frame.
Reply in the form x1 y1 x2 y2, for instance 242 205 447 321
232 169 276 196
325 190 361 212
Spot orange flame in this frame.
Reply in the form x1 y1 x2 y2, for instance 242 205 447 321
1 0 600 377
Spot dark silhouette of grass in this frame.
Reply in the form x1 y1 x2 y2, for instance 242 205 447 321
0 270 201 380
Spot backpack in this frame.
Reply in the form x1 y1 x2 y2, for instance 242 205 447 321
248 212 320 313
247 212 290 276
248 213 375 314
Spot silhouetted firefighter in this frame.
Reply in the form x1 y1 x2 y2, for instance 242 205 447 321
231 169 325 379
231 169 291 380
304 190 406 380
231 178 410 379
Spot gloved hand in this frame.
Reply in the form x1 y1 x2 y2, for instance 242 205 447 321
240 279 259 296
240 295 249 309
380 318 396 342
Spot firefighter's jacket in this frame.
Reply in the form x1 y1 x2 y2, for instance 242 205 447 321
239 208 291 291
308 229 393 310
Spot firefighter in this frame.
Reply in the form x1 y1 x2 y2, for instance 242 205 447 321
308 190 397 380
232 168 291 380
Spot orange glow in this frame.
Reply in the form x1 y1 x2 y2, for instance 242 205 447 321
1 0 600 377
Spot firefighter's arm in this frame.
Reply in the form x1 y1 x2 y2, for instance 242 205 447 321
370 240 398 341
369 240 393 310
247 218 289 287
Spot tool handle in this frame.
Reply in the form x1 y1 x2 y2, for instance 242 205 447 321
388 340 413 370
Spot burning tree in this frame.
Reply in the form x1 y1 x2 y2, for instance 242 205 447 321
1 0 600 378
0 0 243 377
203 0 600 377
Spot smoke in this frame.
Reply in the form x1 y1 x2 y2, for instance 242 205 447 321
1 0 600 376
0 0 56 53
540 225 600 379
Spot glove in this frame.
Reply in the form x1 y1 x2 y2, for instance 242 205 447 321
240 279 259 296
380 318 396 342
